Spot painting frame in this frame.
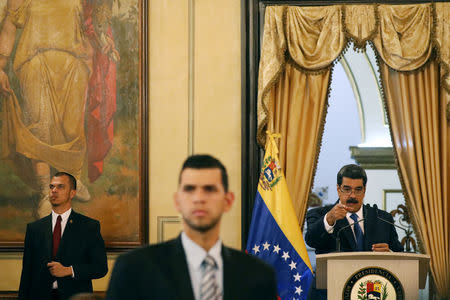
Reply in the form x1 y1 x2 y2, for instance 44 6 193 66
382 189 403 212
0 0 149 252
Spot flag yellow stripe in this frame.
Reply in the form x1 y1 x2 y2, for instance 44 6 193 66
258 179 312 271
258 132 312 271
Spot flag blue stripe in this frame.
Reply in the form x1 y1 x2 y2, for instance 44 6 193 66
246 192 313 300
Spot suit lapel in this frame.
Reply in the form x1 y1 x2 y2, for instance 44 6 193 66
167 237 195 300
56 210 76 260
336 218 356 251
222 246 238 300
42 214 53 261
363 205 375 250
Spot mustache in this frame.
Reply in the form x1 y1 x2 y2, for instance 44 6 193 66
346 198 358 204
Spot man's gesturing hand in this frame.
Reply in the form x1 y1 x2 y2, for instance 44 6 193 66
326 203 349 226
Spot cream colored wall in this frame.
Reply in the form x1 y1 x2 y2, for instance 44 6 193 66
149 0 242 246
0 0 241 292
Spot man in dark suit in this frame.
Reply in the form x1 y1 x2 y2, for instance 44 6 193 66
19 172 108 300
305 164 403 299
106 154 277 300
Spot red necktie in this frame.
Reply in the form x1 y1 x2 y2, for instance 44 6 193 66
52 215 62 258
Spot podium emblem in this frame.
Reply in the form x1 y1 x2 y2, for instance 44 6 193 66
343 267 404 300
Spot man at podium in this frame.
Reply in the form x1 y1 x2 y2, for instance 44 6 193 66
305 164 403 299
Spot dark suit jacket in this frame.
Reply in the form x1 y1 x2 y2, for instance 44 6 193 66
106 236 277 300
305 201 404 254
18 210 108 300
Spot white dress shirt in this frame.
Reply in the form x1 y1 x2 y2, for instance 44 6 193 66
181 232 223 300
324 205 365 239
51 208 72 235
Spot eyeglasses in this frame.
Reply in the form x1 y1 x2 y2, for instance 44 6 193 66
339 186 365 195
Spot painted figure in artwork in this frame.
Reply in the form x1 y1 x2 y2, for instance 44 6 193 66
0 0 119 217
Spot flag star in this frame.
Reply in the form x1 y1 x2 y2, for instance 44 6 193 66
252 244 260 254
293 273 301 281
273 244 281 254
289 261 297 270
262 241 271 250
282 251 290 261
295 286 303 295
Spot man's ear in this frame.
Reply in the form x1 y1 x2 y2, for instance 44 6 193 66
173 192 180 212
223 192 235 212
70 189 76 200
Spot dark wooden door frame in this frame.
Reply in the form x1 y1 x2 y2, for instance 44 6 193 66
240 0 437 249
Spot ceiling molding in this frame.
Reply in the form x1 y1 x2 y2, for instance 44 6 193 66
350 146 395 169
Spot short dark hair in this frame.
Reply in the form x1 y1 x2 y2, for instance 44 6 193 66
337 164 367 187
179 154 229 192
54 172 77 190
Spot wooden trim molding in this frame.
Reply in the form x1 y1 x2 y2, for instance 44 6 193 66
157 216 181 243
350 146 395 169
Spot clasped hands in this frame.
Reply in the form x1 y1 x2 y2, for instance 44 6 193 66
47 261 72 277
326 202 390 252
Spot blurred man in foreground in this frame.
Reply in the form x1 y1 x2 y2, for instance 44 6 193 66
106 154 277 300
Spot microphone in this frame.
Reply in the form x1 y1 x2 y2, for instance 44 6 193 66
373 204 406 230
373 204 411 251
335 217 365 252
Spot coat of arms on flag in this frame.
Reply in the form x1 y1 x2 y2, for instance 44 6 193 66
246 132 313 299
260 156 281 190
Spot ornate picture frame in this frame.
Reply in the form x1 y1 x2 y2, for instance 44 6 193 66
0 0 148 251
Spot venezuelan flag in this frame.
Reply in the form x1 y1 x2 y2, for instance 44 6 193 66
246 132 313 300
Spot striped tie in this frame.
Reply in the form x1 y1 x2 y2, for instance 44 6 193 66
200 255 219 300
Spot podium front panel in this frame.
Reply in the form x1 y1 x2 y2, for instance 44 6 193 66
326 259 418 300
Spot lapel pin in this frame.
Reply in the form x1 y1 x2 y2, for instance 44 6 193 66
70 220 73 224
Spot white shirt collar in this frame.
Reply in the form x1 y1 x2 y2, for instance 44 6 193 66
346 205 363 219
181 231 222 270
51 208 72 233
52 208 71 221
346 205 364 234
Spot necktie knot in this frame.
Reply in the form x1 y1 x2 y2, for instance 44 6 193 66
57 215 62 223
350 213 358 222
203 255 217 269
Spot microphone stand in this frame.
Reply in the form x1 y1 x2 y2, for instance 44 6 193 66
373 204 412 252
335 217 365 252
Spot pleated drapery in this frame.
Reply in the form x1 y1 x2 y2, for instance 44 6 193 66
257 3 449 297
267 63 330 229
381 61 449 298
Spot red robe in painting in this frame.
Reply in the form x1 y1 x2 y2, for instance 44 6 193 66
83 2 117 182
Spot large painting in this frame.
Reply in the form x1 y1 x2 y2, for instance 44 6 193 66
0 0 148 250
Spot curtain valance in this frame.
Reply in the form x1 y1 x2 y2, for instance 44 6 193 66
258 3 450 144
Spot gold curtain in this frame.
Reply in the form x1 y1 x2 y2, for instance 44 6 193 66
380 60 449 299
258 5 344 225
257 3 449 297
267 63 330 227
373 5 449 296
